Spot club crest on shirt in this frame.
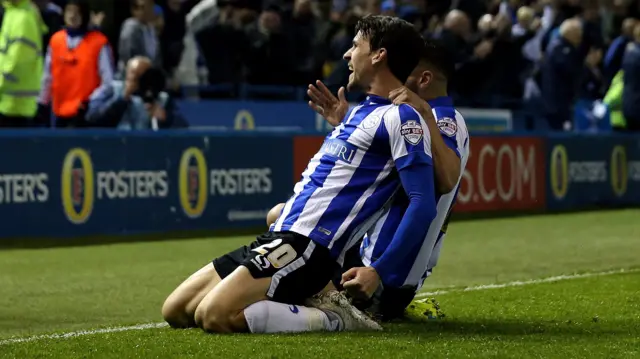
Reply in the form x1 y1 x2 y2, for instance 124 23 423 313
437 117 457 137
361 115 381 130
400 120 424 145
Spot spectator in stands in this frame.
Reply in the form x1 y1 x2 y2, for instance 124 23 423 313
604 70 625 132
0 0 46 127
499 0 523 24
153 3 165 35
455 0 490 25
33 0 63 47
160 0 187 82
579 47 603 101
541 18 583 131
622 23 640 131
193 1 256 85
436 10 494 104
38 0 114 128
433 9 472 64
118 0 161 77
512 6 539 39
513 7 542 74
244 4 294 85
604 18 638 86
477 13 493 36
286 0 323 85
483 12 534 103
174 0 219 90
380 0 395 17
89 56 187 129
579 1 605 59
322 8 359 88
431 10 475 98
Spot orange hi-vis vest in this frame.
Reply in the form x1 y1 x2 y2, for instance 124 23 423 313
49 30 108 117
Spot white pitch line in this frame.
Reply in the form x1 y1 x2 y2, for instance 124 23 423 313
1 268 637 346
415 268 640 299
0 322 168 346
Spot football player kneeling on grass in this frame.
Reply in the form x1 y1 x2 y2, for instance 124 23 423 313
266 40 469 322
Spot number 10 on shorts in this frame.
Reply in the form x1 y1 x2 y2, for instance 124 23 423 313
251 239 298 270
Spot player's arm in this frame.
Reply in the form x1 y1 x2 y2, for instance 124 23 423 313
390 87 461 194
371 162 437 288
342 105 437 297
420 105 460 194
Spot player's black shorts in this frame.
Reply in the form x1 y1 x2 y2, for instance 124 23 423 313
212 231 338 305
332 239 416 321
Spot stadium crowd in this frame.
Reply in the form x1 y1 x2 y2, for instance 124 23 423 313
0 0 639 130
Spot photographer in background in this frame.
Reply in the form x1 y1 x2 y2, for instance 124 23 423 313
89 56 187 130
622 22 640 132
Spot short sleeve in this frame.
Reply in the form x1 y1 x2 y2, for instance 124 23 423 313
383 104 433 170
432 107 461 159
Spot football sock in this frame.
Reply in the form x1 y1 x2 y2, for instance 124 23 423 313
244 300 342 333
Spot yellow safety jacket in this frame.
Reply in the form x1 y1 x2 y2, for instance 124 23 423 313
0 0 47 117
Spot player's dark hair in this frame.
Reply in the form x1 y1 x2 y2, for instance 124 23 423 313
355 15 424 84
419 39 454 81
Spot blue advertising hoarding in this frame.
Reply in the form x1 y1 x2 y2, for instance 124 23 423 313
2 130 639 240
546 134 640 210
178 100 513 133
0 132 293 238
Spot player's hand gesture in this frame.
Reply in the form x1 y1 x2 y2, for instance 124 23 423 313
307 80 348 127
389 86 430 114
341 266 381 300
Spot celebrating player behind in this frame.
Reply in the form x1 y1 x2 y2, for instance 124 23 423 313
271 40 470 321
162 15 438 334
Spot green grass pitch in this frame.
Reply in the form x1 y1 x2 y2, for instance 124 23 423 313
0 209 639 358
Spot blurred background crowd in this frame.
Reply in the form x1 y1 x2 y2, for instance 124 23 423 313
1 0 639 131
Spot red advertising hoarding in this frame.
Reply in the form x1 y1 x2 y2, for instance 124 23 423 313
292 135 546 213
293 136 325 181
455 136 546 212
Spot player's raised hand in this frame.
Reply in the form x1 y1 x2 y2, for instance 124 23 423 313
389 86 430 114
341 266 381 300
307 80 348 127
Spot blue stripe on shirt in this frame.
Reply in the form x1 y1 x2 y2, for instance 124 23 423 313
371 162 437 287
280 107 371 230
295 104 379 242
369 195 407 262
328 128 400 258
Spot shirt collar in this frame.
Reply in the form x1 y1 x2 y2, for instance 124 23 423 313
361 94 392 105
426 96 453 108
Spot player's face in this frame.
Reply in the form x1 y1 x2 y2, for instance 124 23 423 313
343 31 375 91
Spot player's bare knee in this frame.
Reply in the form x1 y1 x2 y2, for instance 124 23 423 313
161 296 189 328
194 303 234 333
266 203 285 227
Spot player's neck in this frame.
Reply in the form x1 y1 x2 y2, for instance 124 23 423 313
423 83 448 101
368 71 404 99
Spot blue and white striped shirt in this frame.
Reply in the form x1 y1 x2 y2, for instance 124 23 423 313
360 96 470 288
272 94 433 261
